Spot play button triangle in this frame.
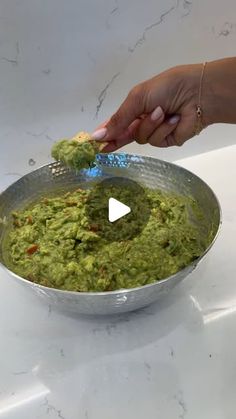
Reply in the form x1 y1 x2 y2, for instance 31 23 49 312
108 197 131 223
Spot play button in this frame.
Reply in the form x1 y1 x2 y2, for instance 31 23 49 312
108 198 131 222
85 176 151 243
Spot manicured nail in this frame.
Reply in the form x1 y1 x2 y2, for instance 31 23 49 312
150 106 164 121
168 115 180 125
91 127 107 140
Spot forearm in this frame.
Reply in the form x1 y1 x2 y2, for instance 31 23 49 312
203 57 236 126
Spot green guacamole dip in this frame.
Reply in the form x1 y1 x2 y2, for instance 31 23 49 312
51 131 106 171
51 139 98 171
4 185 209 292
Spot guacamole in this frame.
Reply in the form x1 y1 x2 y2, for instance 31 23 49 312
51 131 106 171
5 185 209 292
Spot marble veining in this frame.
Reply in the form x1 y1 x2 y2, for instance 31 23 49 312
106 0 119 29
181 0 192 17
1 41 20 66
95 0 197 120
28 158 36 166
42 68 52 75
47 305 52 317
128 3 177 53
110 0 119 15
26 128 54 144
43 397 65 419
110 6 119 15
170 347 175 358
144 362 151 381
26 128 49 138
60 349 65 358
12 371 28 376
218 21 236 36
94 72 121 118
174 391 187 419
212 21 236 37
46 134 54 141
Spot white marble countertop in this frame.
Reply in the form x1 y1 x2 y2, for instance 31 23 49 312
1 0 236 417
0 145 236 419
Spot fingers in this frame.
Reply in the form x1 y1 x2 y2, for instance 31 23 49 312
92 112 180 151
94 113 196 151
92 112 196 151
98 113 179 152
92 64 201 148
91 127 108 140
150 112 197 148
147 115 180 147
134 106 165 144
92 106 165 151
92 98 196 150
101 119 142 152
159 134 177 148
172 113 196 146
101 137 133 153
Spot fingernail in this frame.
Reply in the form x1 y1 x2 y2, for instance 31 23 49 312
91 127 107 140
150 106 164 121
168 115 180 125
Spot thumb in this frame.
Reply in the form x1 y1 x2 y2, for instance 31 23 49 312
106 84 147 139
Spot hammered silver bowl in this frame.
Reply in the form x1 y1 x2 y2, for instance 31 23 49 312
0 153 221 315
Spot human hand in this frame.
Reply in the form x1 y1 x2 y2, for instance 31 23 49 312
92 63 205 151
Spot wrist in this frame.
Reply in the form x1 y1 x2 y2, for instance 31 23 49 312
202 58 236 126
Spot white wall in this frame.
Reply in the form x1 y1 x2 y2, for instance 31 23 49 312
1 0 236 186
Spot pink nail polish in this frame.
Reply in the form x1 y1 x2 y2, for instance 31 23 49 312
150 106 163 121
168 115 180 125
91 127 107 140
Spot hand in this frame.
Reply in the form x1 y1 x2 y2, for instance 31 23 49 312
92 63 204 151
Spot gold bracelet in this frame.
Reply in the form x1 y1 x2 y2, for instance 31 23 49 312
195 62 207 135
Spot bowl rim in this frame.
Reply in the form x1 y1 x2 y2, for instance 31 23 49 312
0 153 222 297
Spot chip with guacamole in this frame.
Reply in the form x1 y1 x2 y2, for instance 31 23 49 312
51 131 107 171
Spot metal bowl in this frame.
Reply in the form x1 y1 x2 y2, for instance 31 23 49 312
0 153 221 315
